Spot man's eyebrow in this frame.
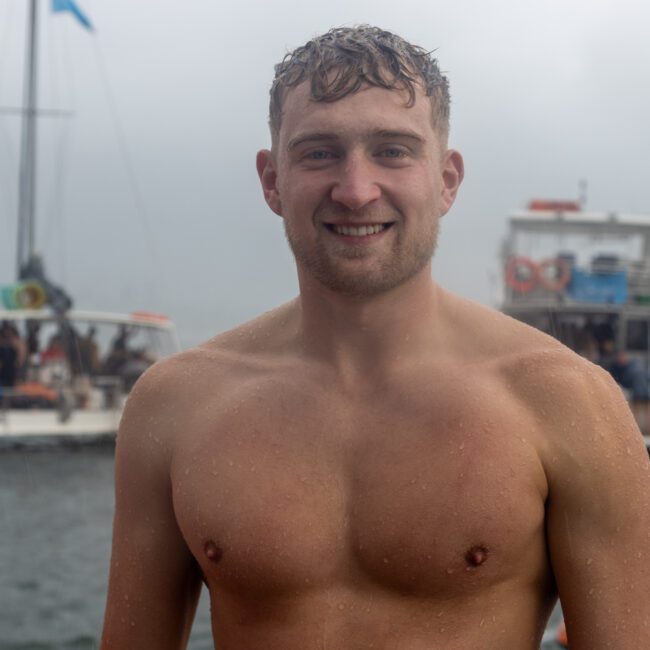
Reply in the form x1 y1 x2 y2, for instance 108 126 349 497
373 129 425 143
287 133 339 151
287 130 426 151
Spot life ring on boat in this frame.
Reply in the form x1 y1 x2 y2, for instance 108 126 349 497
537 257 571 292
0 281 47 309
16 281 47 308
505 257 539 293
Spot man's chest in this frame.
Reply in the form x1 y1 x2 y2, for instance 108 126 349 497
171 377 548 599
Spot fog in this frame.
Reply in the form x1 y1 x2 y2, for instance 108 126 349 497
0 0 648 347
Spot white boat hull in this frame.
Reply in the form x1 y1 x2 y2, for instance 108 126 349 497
0 407 121 443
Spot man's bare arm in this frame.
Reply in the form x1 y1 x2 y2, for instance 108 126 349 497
544 362 650 648
101 360 202 649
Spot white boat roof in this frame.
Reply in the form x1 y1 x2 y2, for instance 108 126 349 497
509 210 650 228
0 308 177 331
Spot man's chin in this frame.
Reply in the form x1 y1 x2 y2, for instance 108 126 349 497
310 264 417 299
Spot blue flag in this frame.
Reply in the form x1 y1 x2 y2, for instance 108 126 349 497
52 0 93 31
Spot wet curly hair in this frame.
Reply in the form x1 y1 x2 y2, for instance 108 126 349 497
269 25 451 144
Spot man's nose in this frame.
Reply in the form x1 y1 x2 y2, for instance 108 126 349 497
330 154 381 210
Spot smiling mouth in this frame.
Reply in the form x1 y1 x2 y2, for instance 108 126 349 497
325 223 394 237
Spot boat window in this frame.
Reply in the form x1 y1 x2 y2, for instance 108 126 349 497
625 320 649 352
512 231 644 267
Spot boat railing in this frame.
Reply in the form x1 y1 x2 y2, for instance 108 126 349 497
0 374 124 422
503 254 650 308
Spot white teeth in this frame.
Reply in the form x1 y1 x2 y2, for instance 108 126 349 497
333 224 386 236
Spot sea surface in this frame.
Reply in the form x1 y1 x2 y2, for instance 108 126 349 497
0 443 563 650
0 442 212 650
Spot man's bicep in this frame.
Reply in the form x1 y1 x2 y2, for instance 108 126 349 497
545 377 650 648
101 374 202 649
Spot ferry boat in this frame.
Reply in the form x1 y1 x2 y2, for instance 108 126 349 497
0 1 180 444
501 199 650 450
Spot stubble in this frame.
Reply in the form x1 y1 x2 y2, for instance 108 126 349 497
284 206 439 298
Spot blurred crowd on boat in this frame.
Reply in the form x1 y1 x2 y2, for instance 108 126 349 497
575 321 650 432
0 320 154 409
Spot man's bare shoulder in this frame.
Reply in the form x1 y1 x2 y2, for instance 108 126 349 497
197 299 300 363
440 289 567 362
441 291 643 450
121 301 300 442
134 300 299 394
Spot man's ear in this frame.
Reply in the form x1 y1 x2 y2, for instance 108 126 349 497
256 149 283 216
440 149 464 216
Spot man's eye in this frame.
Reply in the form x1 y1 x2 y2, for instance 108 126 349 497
305 150 335 160
379 148 407 158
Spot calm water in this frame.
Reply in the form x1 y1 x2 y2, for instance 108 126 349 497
0 443 563 650
0 443 212 650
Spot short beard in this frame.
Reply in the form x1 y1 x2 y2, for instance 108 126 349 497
284 211 439 298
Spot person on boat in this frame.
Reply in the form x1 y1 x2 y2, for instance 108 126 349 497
1 322 27 382
102 325 131 376
101 25 650 649
78 326 100 376
597 337 650 433
0 324 18 388
39 333 70 386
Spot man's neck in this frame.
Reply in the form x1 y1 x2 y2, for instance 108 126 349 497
294 268 445 379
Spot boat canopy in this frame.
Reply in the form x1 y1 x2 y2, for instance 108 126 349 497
0 308 177 331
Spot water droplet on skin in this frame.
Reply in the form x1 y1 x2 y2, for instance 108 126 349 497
586 557 593 565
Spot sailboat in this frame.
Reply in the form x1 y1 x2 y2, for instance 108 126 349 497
0 0 180 444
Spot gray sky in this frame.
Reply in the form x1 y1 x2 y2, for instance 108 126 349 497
1 0 649 348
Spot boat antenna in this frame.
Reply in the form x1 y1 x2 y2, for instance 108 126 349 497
578 179 588 210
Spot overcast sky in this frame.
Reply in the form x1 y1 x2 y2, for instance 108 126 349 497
1 0 649 348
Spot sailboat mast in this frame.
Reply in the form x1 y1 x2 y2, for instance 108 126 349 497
17 0 39 280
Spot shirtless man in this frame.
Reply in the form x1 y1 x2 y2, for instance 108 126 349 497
101 26 650 649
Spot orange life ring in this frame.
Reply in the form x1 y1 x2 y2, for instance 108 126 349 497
538 257 571 292
505 257 539 293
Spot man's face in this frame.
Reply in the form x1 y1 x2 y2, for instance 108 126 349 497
257 80 463 297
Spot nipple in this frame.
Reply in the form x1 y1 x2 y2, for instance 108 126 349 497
204 540 223 563
465 545 488 568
